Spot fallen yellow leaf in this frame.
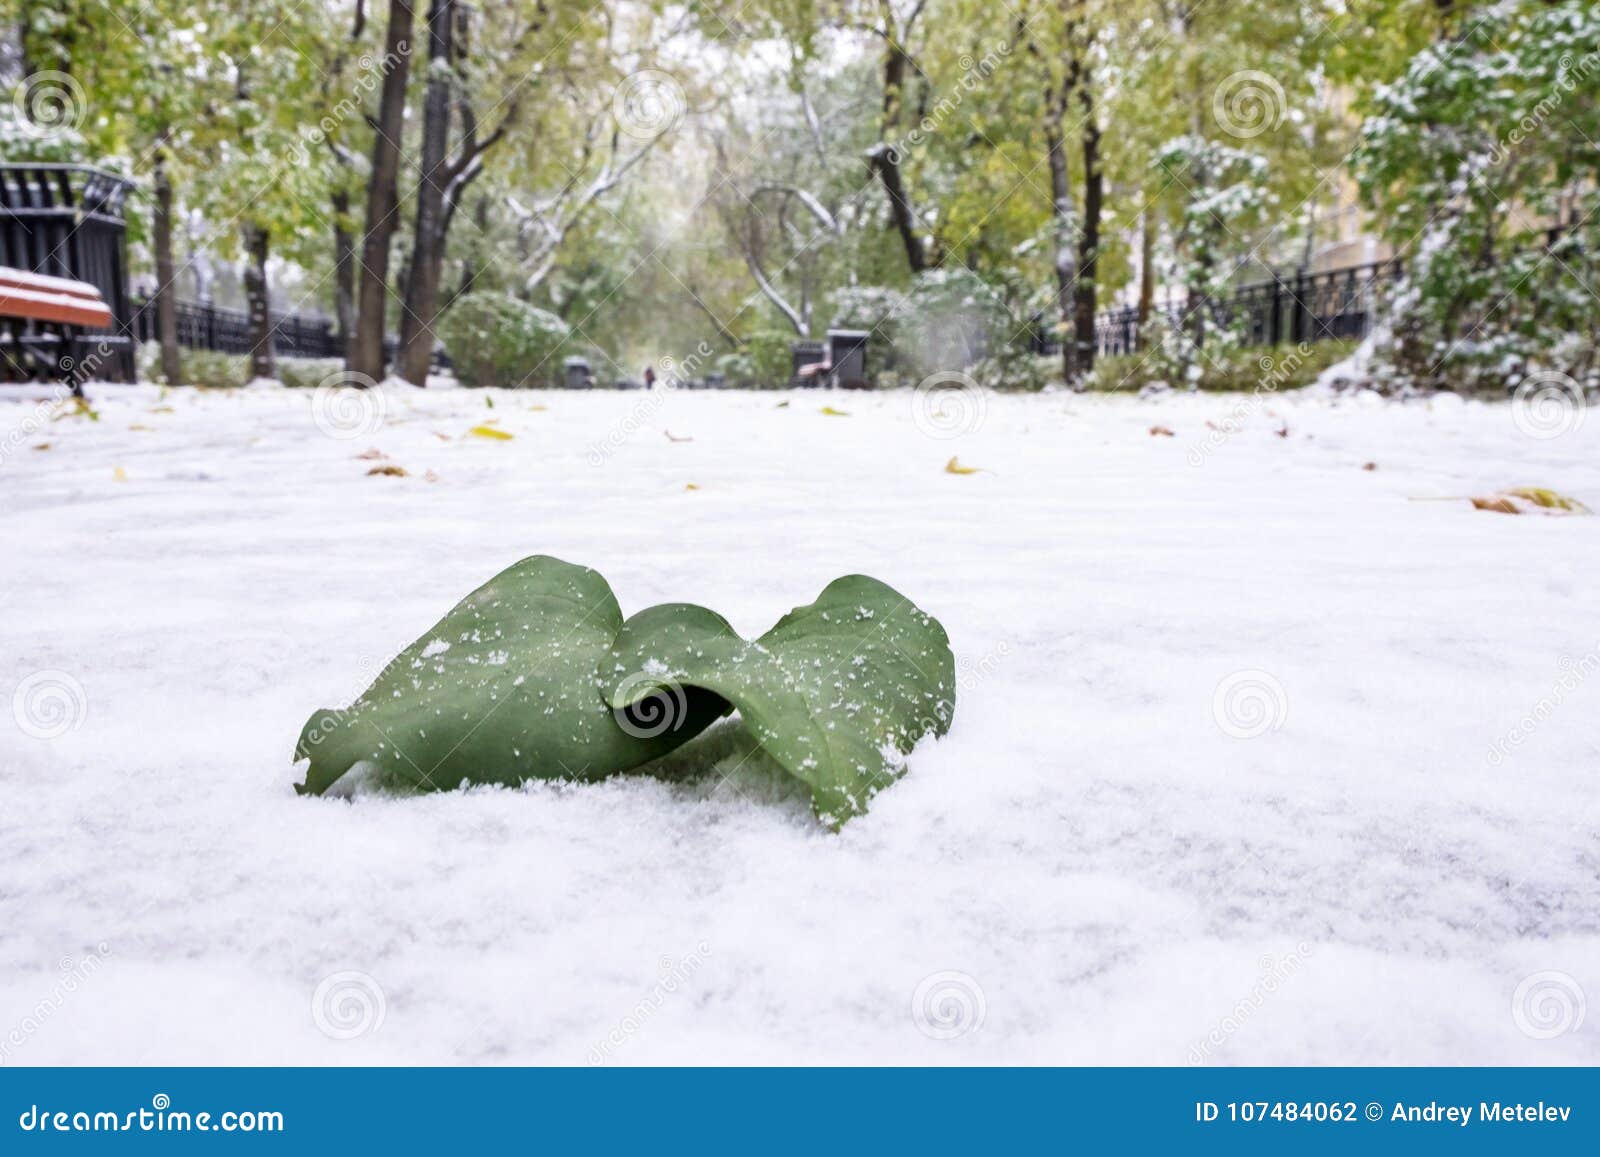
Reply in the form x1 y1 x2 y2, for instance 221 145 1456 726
367 464 408 477
1469 488 1591 515
468 425 514 440
944 456 984 475
112 466 128 481
820 405 850 416
32 442 51 451
129 423 154 432
529 403 549 412
684 483 700 491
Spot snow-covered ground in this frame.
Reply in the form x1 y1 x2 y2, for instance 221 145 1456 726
2 379 1597 1066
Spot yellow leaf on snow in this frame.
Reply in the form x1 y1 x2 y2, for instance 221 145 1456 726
468 425 514 440
944 456 985 475
1470 488 1591 515
368 464 409 477
684 483 701 491
112 466 128 481
820 405 850 416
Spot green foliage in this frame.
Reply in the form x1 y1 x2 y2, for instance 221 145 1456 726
437 293 573 388
1088 339 1357 393
275 359 348 390
295 556 954 825
606 574 954 825
141 347 250 389
715 329 795 387
1354 0 1600 391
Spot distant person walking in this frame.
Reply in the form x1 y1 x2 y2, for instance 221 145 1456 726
644 365 657 389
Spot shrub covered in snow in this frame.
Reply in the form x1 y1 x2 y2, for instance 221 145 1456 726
1354 0 1600 394
438 292 572 388
715 329 795 388
1088 338 1357 394
827 271 1045 388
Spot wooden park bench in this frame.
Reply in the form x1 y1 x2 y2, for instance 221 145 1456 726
0 266 115 396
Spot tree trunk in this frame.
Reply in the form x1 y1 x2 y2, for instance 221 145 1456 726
242 222 275 381
454 194 488 303
1044 77 1074 384
349 0 416 384
869 41 926 274
1072 91 1102 379
333 188 356 358
398 0 455 386
151 145 182 385
869 145 926 275
1137 206 1155 335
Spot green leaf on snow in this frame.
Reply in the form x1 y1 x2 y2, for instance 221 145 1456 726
294 557 955 825
293 557 730 797
603 575 954 825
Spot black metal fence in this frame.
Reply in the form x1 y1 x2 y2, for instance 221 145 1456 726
130 296 342 360
0 164 138 380
1033 257 1406 360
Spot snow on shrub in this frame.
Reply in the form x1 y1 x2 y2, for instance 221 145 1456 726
438 292 572 388
1354 1 1600 393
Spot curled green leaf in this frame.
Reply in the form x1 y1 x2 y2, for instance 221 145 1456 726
294 558 955 825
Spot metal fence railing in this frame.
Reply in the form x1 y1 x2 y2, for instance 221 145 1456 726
1034 257 1407 360
131 297 343 360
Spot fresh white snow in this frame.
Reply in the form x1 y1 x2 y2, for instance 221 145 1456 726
2 380 1597 1065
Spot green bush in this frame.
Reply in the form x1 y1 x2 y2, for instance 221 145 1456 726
1086 338 1356 393
715 329 795 387
276 358 347 390
437 292 572 388
831 271 1039 388
138 343 251 387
